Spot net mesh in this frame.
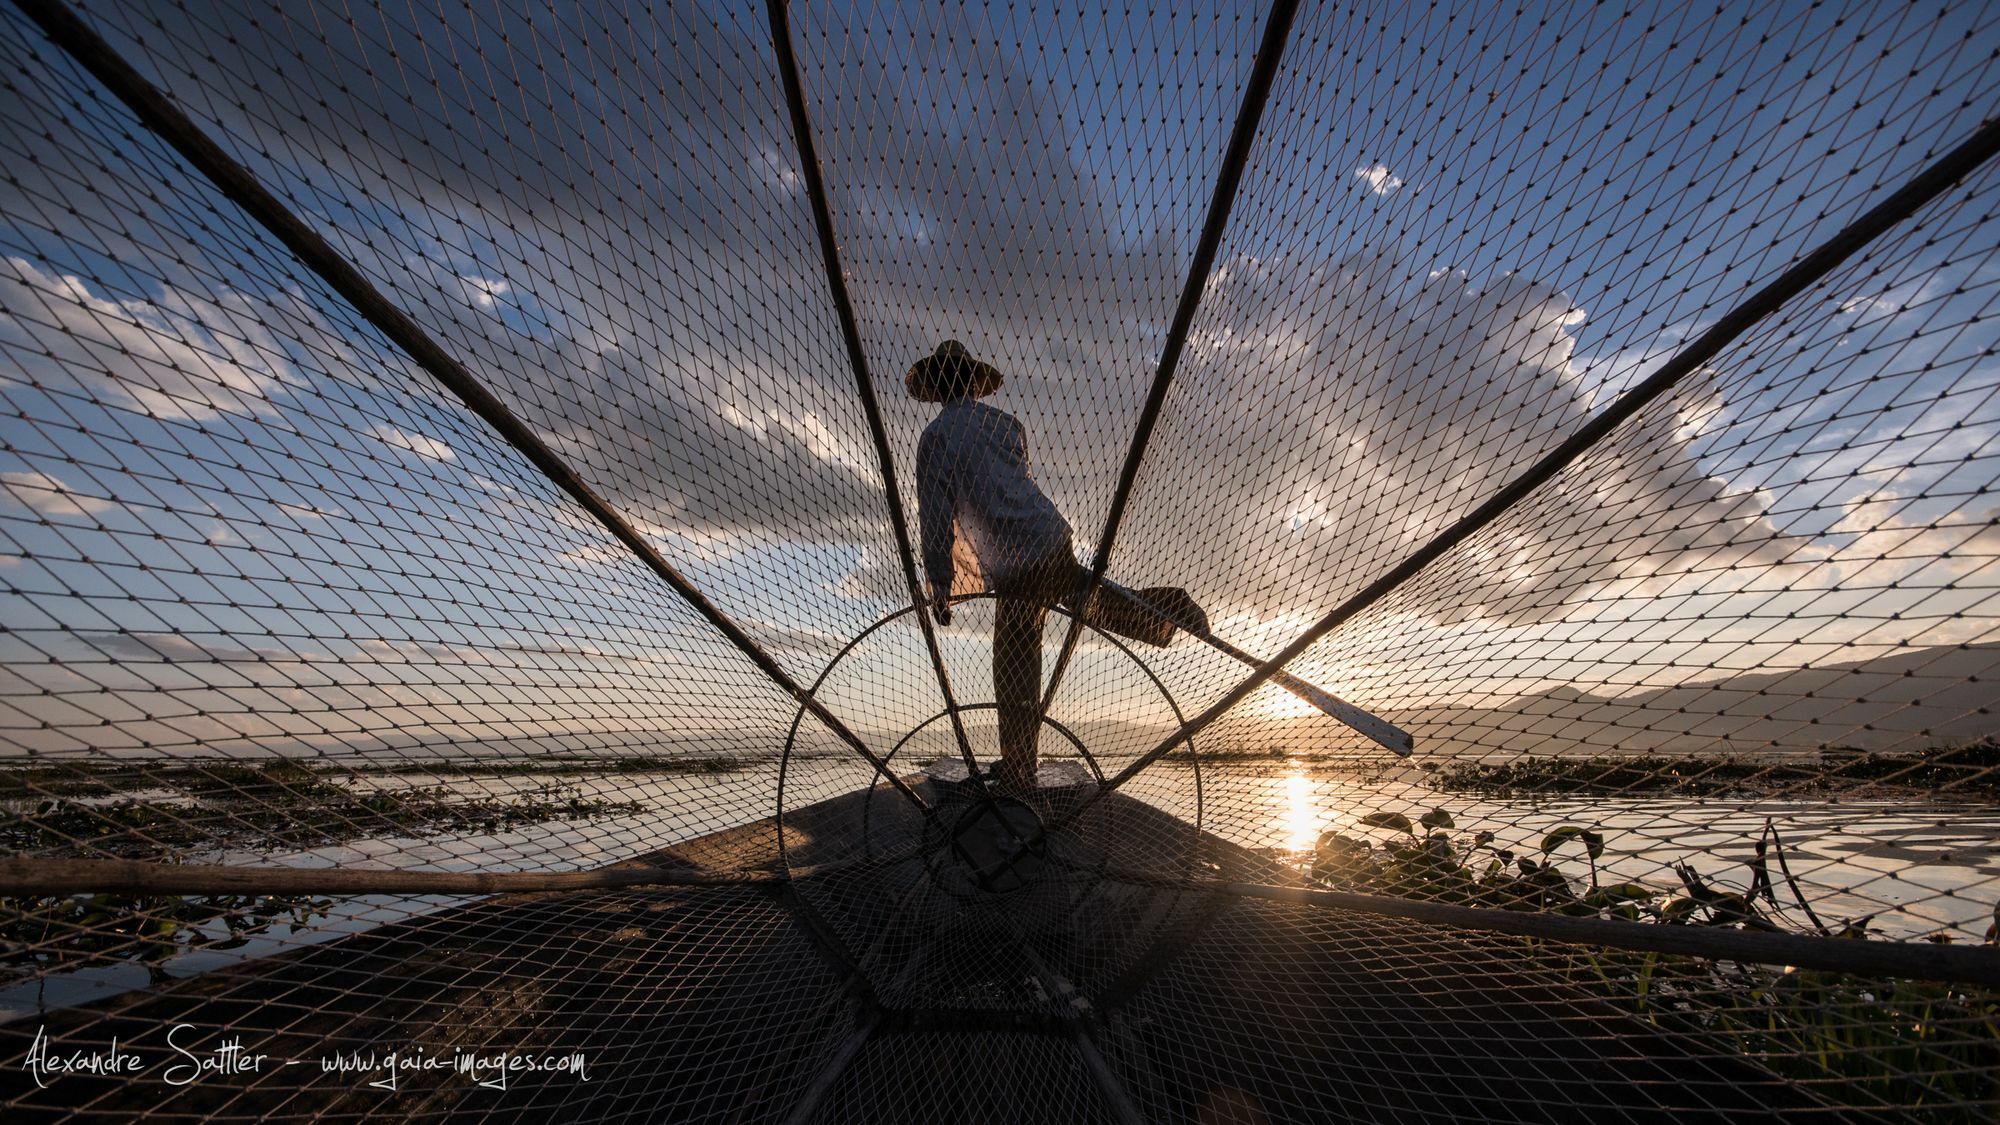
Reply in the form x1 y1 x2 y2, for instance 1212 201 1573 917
1 0 1997 1120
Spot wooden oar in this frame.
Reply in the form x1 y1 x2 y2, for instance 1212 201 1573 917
1097 579 1413 757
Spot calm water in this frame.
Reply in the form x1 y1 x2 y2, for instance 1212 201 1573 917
1172 764 2000 941
6 759 1996 1021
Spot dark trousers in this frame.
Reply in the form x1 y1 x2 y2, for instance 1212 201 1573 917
991 553 1205 779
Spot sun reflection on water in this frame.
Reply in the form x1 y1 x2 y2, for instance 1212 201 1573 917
1282 771 1319 852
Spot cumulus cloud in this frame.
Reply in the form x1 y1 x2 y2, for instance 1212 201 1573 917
1110 250 1810 630
1825 491 2000 585
457 274 511 311
0 470 118 520
6 0 1989 721
1353 163 1405 195
45 3 1199 607
369 423 457 462
0 256 298 421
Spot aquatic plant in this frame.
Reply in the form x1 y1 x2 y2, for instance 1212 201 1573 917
1 890 332 979
1 779 648 861
1423 738 2000 800
1312 807 1673 920
0 756 748 801
1310 804 2000 1112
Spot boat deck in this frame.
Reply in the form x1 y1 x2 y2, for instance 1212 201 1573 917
0 777 1840 1122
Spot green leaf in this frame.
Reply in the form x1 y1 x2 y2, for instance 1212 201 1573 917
1541 825 1605 859
1421 834 1456 860
1309 833 1379 886
1589 882 1656 904
1314 832 1372 860
1531 862 1574 890
1419 808 1455 831
1706 892 1758 925
1359 812 1414 834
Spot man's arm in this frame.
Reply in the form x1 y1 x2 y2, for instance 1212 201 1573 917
914 428 954 624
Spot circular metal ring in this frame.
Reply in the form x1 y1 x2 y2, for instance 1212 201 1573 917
775 592 1201 874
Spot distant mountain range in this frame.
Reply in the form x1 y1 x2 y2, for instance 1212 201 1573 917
1025 643 2000 764
1381 642 2000 760
6 641 1992 766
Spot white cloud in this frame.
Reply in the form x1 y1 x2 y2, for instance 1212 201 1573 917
754 146 803 196
272 499 346 522
369 423 456 462
0 256 296 420
1825 491 2000 584
7 4 1989 746
458 273 511 310
1353 162 1405 195
557 543 634 568
1110 250 1827 637
0 469 117 519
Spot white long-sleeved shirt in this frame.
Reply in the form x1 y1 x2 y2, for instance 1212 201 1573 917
916 398 1073 596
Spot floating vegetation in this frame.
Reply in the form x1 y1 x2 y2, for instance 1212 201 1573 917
0 762 654 982
1163 748 1292 763
1547 946 2000 1111
373 755 748 777
1308 803 1972 931
1312 806 1650 918
0 756 749 801
0 763 648 861
0 891 333 979
1310 804 2000 1108
1422 738 2000 799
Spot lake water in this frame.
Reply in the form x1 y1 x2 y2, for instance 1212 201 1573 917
6 758 1996 1021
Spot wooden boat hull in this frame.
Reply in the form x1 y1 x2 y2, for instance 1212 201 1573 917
0 780 1834 1122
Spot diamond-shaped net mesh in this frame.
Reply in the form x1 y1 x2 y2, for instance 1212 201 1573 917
1 0 1997 1120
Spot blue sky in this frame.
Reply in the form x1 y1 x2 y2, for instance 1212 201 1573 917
0 0 1996 763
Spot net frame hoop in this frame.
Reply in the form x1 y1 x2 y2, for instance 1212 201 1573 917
773 591 1203 874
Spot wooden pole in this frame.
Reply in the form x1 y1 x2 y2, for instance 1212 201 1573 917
1104 872 2000 987
0 856 780 896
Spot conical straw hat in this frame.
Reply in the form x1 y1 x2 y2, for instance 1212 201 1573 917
905 339 1004 402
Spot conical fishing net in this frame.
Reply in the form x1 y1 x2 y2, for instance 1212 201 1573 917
1 1 1997 1121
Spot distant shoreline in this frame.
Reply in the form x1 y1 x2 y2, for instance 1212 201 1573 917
7 738 1998 803
1415 738 2000 800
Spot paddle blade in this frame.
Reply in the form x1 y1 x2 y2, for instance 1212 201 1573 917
1271 669 1413 757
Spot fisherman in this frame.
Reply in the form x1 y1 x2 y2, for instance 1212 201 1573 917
910 340 1207 794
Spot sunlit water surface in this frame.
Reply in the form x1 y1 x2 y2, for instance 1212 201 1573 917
7 759 1996 1020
